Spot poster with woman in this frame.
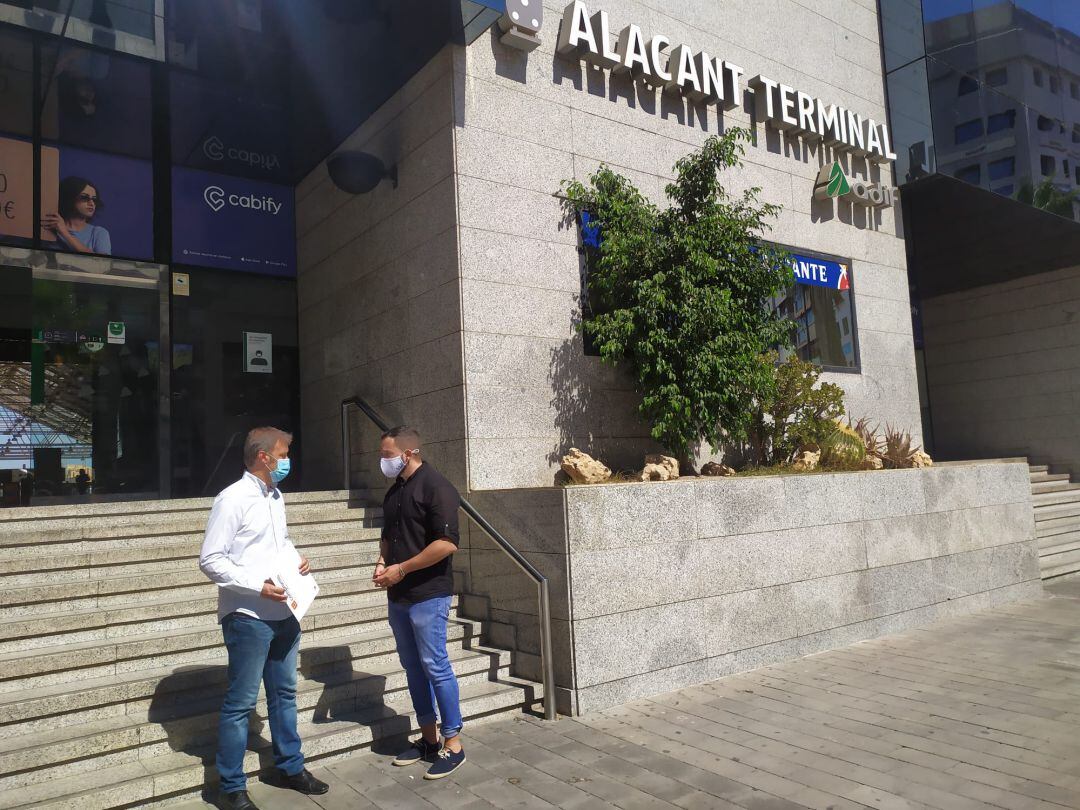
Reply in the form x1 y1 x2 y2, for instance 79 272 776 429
40 146 153 260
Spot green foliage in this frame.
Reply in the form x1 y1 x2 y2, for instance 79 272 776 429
747 355 846 466
561 128 794 458
1015 178 1080 219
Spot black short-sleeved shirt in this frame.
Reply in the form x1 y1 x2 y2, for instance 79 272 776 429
382 462 461 604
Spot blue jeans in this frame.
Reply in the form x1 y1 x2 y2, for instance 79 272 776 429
217 612 304 794
387 595 463 739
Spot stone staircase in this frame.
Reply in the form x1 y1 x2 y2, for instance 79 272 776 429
0 491 541 808
1030 464 1080 580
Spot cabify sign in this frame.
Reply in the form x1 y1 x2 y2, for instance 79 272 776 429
556 0 898 165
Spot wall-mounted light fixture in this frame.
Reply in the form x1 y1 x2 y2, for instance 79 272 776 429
326 151 398 194
499 0 543 51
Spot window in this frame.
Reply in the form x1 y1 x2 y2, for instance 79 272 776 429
1050 75 1061 94
1067 160 1072 178
955 118 985 144
986 67 1008 87
987 110 1017 134
1074 126 1080 144
1043 155 1057 176
994 184 1014 197
1037 115 1056 132
1076 166 1080 185
954 164 982 185
1034 67 1044 87
988 157 1015 182
958 75 979 96
1073 82 1080 100
772 252 858 371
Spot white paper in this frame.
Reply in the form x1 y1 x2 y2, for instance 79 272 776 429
272 565 319 621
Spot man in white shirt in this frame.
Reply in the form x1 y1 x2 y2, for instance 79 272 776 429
199 427 329 810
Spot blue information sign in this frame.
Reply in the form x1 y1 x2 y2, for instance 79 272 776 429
789 253 850 291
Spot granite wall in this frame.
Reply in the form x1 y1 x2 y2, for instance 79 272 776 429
295 48 466 493
459 461 1041 715
452 0 922 490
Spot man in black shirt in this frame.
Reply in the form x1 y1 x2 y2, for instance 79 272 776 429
372 426 466 779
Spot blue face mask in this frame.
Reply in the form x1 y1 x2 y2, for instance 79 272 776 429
266 456 291 484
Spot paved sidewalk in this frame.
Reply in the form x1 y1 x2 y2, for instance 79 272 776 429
180 580 1080 810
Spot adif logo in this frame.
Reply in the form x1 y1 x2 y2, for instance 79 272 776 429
499 0 543 50
203 185 283 216
814 162 897 208
202 135 281 171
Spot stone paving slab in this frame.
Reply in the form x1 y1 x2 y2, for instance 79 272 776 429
174 580 1080 810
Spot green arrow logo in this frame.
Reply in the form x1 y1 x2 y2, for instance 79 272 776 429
826 162 851 198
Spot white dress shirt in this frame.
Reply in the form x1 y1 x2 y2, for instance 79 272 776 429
199 471 302 622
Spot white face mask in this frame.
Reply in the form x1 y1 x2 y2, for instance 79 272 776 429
380 455 406 479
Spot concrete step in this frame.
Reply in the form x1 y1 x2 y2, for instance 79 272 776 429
0 643 512 790
0 613 476 693
1035 513 1080 539
0 603 468 735
1029 464 1050 474
0 533 381 587
1030 479 1080 495
1 548 378 614
0 518 381 559
4 675 539 809
0 501 380 549
1032 488 1080 508
0 585 405 655
1041 546 1080 580
1029 472 1070 484
0 559 378 619
1032 500 1080 523
1040 535 1080 558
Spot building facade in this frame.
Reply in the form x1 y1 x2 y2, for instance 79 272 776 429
0 0 922 504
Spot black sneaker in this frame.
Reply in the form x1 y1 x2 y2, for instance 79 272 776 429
424 747 466 780
393 738 441 766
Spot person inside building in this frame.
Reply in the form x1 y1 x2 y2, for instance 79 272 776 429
75 468 90 495
374 425 466 779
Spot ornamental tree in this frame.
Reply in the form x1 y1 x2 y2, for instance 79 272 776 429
562 128 794 459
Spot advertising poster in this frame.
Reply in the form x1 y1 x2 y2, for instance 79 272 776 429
39 145 153 260
0 136 58 242
172 167 296 276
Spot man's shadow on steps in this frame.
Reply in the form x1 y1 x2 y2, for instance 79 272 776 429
299 644 413 757
147 664 275 806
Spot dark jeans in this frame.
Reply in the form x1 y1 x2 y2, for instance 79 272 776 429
217 612 304 793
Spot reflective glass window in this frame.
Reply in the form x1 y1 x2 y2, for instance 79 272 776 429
989 156 1015 181
1050 75 1061 94
985 67 1007 86
0 28 33 138
958 74 979 95
955 118 985 143
1034 67 1044 87
1072 82 1080 100
955 164 982 184
772 252 858 372
987 110 1016 133
1037 115 1056 131
1042 155 1057 175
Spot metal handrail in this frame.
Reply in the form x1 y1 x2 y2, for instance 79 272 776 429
341 396 557 722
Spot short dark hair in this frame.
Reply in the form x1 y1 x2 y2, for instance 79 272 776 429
58 176 104 220
244 427 292 467
381 425 422 451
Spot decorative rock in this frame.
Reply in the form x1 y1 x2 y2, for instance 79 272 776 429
700 462 736 477
912 450 933 468
792 450 820 472
639 454 679 482
860 456 884 471
561 448 612 484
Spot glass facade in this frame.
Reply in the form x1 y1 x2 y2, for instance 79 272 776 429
882 0 1080 220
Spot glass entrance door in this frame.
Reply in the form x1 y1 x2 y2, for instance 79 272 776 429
0 253 164 505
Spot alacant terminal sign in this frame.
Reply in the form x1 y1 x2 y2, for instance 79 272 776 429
556 0 898 165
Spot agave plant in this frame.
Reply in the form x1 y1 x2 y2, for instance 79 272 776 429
848 416 883 460
881 424 918 469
